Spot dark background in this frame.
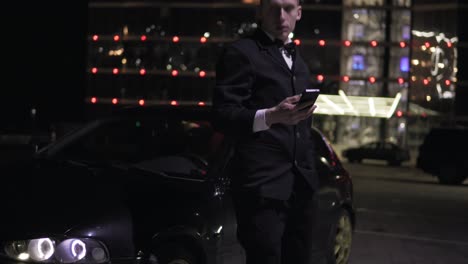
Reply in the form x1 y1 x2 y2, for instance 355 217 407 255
1 3 87 132
1 1 466 134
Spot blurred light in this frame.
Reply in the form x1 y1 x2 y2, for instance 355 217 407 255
113 35 120 42
199 71 206 78
342 75 350 82
170 100 178 106
424 42 430 48
318 39 326 46
369 76 376 83
172 36 180 43
445 79 451 86
198 101 206 106
112 68 119 75
18 253 29 260
203 32 210 38
112 98 118 104
370 40 378 47
28 238 54 262
139 69 146 75
344 40 352 47
398 77 405 85
423 79 429 85
138 99 145 106
71 240 86 260
140 35 147 41
317 74 324 82
400 57 409 72
91 67 98 74
288 32 294 39
399 41 406 48
92 35 99 41
294 39 301 46
426 95 431 102
396 110 403 117
200 37 207 43
171 70 179 77
91 97 97 104
411 76 417 82
447 41 452 48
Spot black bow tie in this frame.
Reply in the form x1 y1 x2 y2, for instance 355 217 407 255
275 40 296 56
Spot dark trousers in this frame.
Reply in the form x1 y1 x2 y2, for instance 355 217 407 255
232 176 317 264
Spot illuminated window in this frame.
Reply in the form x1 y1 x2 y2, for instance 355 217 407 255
352 55 365 71
400 57 409 72
402 25 410 40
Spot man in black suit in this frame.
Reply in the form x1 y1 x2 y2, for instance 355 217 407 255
212 0 320 263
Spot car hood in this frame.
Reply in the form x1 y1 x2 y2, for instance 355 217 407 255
1 159 130 241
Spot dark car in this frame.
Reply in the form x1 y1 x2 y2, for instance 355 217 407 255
417 127 468 185
341 141 410 166
1 105 354 264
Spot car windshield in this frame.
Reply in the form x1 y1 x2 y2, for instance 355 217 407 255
42 116 224 168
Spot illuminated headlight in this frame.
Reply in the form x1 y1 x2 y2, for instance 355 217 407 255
1 237 109 263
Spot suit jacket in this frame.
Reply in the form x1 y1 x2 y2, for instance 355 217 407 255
212 29 318 201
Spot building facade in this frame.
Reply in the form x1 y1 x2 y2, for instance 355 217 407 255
86 0 466 148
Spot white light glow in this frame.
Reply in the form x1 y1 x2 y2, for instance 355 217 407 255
28 238 54 262
320 95 344 115
288 32 294 39
338 90 359 116
215 226 223 234
18 253 29 260
368 98 376 117
387 93 402 119
71 239 86 260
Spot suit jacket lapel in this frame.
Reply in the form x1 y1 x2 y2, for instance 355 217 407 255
254 30 292 73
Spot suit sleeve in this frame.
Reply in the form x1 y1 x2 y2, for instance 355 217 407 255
212 45 257 137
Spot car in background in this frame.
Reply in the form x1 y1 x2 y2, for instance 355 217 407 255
1 105 355 264
342 141 410 166
417 127 468 185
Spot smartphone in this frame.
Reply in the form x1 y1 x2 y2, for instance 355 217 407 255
297 88 320 109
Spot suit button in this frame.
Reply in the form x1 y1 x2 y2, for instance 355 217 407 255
296 132 300 138
293 76 296 82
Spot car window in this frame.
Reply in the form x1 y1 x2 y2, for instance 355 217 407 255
58 118 222 167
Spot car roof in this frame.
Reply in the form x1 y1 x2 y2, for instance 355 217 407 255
112 105 212 120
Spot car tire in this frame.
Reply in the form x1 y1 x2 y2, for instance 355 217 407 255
437 165 466 185
327 208 353 264
156 244 200 264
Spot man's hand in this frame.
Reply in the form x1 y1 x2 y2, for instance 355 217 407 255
265 95 317 126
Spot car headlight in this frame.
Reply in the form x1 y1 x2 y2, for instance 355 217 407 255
1 237 109 263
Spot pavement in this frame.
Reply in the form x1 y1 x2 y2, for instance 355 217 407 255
349 230 468 264
334 145 468 264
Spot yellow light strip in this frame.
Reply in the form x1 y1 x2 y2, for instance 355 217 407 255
338 90 359 116
319 95 345 115
368 97 376 117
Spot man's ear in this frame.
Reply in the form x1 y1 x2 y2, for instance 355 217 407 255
296 6 302 21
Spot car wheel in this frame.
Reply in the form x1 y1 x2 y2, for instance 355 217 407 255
438 165 465 185
328 208 353 264
156 244 199 264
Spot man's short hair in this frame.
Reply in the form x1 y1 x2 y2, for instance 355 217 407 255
260 0 304 6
